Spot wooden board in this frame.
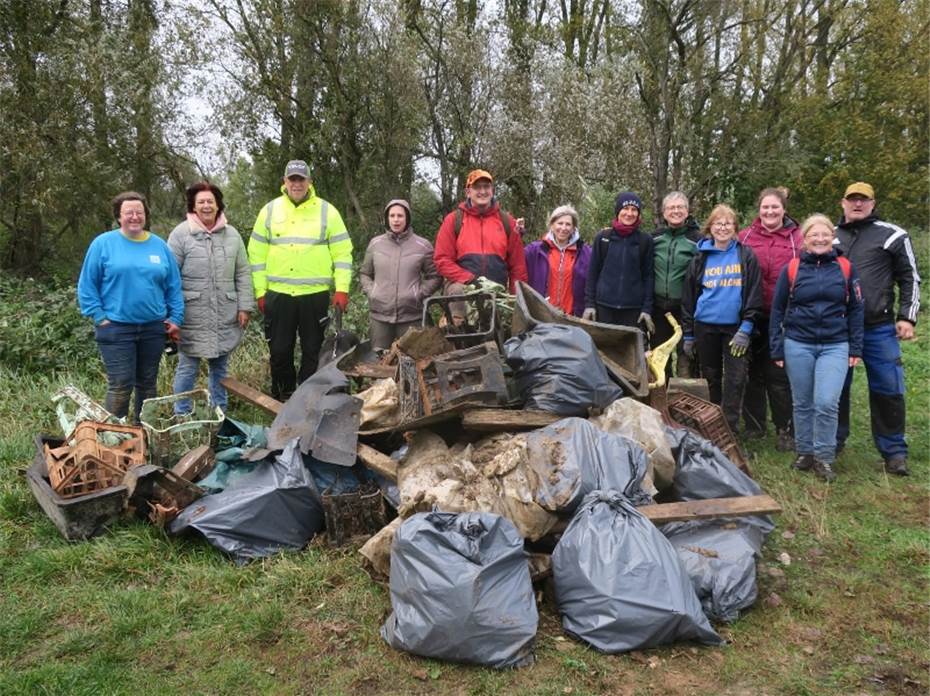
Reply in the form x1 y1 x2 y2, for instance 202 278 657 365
221 378 283 416
550 494 781 534
461 408 561 432
356 443 398 481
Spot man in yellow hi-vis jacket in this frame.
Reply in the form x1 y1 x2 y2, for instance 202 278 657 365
249 160 353 400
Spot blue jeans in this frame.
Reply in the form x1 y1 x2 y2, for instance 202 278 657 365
172 351 231 413
95 320 166 423
783 338 848 463
837 323 907 460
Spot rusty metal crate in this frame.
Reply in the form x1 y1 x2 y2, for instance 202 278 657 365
45 421 146 499
667 392 750 473
322 483 388 546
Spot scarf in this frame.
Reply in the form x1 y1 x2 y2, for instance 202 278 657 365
611 217 640 237
187 212 227 234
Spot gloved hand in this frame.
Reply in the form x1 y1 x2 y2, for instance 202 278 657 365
257 296 266 314
682 339 695 359
638 312 655 334
164 321 181 342
332 291 349 312
582 307 597 322
729 330 751 357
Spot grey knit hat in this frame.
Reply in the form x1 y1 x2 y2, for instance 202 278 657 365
548 204 579 229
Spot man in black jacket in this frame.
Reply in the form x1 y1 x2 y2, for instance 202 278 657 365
834 182 920 475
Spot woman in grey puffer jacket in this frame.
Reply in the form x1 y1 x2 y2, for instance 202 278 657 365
168 181 254 413
359 199 441 350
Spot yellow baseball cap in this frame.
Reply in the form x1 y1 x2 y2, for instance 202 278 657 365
844 182 874 199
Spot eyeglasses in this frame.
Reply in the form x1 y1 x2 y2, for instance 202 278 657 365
665 205 687 211
711 221 735 229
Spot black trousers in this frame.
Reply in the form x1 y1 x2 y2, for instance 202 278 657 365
595 305 640 328
743 319 793 434
650 296 699 379
263 289 330 400
694 321 747 433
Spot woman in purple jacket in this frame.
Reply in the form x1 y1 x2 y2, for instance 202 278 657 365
523 205 591 316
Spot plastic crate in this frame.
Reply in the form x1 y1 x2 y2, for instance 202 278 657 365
45 421 146 498
140 390 223 468
667 392 750 472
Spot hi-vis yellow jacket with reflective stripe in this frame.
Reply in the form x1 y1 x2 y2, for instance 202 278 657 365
248 185 353 298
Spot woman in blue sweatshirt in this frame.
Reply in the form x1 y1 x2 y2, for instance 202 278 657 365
78 192 184 422
681 204 763 432
769 214 864 482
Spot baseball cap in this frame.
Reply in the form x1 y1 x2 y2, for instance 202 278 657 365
465 169 493 188
284 160 310 179
844 182 874 199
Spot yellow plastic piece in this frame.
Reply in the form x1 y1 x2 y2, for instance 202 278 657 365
647 312 682 389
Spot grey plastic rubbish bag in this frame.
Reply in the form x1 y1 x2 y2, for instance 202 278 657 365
503 323 622 416
170 439 324 564
664 521 760 623
665 427 774 539
380 511 537 668
525 418 653 513
553 491 722 653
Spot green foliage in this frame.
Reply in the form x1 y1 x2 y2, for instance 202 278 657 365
0 277 97 374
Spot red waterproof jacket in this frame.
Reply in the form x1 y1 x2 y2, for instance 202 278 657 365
433 201 528 292
738 216 802 313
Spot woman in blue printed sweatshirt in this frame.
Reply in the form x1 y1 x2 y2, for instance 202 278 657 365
681 204 763 432
78 191 184 423
769 214 864 482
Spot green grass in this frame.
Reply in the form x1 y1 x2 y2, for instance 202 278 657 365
0 280 927 695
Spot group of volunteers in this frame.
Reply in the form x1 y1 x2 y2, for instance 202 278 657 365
78 162 919 480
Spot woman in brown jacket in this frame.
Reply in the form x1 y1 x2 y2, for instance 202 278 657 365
360 199 442 350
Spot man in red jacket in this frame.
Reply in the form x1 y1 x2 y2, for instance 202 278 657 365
433 170 528 311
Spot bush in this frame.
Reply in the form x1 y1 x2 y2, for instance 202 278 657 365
0 277 97 374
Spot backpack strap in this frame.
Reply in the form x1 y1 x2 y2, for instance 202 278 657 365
453 207 512 238
788 256 851 302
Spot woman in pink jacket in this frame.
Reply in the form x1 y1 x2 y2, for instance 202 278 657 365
738 187 802 450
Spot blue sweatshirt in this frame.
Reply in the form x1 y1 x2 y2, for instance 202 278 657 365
693 239 754 334
78 230 184 326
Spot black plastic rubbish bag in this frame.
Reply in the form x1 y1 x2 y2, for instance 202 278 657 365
663 521 760 623
503 323 622 416
553 491 722 653
381 511 538 668
526 418 653 513
170 439 324 564
665 428 774 539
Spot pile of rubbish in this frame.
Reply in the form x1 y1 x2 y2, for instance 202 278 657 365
27 281 780 665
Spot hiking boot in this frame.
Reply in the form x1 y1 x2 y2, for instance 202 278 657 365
792 454 814 471
811 458 837 482
883 456 910 476
776 429 795 452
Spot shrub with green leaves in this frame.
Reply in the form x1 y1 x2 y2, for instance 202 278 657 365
0 277 97 374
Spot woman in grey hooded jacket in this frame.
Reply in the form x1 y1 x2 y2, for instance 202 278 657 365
359 199 441 350
168 181 254 413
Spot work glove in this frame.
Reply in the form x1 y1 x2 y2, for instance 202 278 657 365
638 312 655 334
164 321 181 342
257 296 266 314
729 330 751 357
682 339 695 359
332 291 349 312
582 307 597 322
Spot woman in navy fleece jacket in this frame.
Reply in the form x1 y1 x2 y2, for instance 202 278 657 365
681 204 763 433
769 214 864 482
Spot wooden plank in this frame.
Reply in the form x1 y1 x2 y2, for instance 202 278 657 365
171 445 215 482
345 363 396 379
551 494 781 534
461 408 561 432
221 378 283 416
356 443 398 481
638 495 781 523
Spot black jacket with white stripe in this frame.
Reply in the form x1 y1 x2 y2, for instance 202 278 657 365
835 213 920 327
